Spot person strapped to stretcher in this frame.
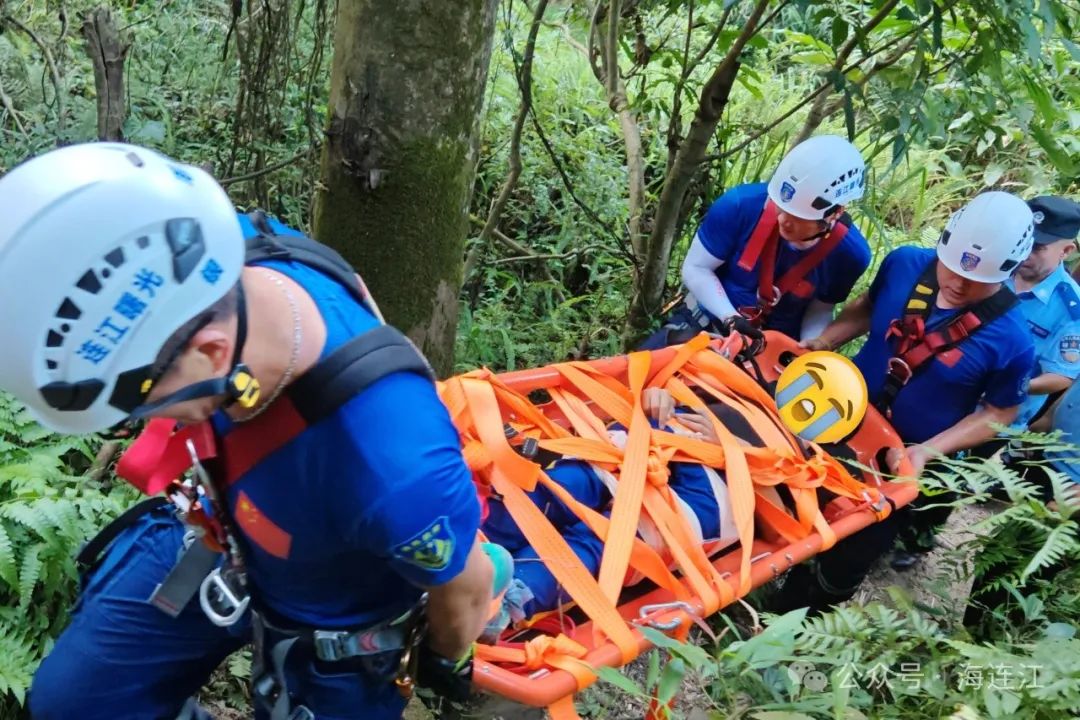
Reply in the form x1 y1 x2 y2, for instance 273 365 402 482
437 334 897 714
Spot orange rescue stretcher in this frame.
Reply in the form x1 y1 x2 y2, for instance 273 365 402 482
435 330 919 719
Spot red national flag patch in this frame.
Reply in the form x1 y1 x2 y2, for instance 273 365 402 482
235 491 292 559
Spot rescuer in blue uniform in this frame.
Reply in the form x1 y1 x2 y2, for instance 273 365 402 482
0 143 494 720
639 135 872 348
774 191 1037 606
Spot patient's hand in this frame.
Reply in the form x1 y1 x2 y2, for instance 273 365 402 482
643 387 676 426
676 411 719 443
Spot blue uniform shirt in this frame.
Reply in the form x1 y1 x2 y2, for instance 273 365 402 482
1006 263 1080 427
695 183 872 338
852 246 1035 445
1047 379 1080 483
209 214 481 628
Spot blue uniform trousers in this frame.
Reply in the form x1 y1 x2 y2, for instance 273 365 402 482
29 505 408 720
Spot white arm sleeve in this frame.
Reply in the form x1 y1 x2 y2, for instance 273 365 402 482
681 233 738 320
800 298 835 341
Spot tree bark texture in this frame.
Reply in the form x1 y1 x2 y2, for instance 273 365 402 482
81 7 129 141
313 0 499 377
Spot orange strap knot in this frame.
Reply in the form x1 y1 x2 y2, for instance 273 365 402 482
645 449 673 489
522 634 589 672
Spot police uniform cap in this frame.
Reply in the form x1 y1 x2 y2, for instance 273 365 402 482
1027 196 1080 245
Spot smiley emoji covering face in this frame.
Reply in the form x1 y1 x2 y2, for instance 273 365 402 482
774 351 868 444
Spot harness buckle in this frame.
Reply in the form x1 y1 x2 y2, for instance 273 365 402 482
757 284 781 308
886 357 912 385
312 630 350 662
737 305 766 327
199 567 250 627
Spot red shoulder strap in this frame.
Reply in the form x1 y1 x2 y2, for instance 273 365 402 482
736 200 779 273
116 419 218 495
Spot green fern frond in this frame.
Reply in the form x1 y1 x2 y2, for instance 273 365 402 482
1021 522 1080 582
17 543 43 609
0 524 16 592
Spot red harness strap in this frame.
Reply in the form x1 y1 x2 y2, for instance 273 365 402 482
116 419 218 495
874 262 1018 416
117 399 313 493
735 200 849 326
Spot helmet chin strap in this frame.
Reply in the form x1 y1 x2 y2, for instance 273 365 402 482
130 282 261 421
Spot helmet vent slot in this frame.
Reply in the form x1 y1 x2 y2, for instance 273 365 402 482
76 270 102 295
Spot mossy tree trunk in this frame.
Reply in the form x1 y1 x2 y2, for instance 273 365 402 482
313 0 498 376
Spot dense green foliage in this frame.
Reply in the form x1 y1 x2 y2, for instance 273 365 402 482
0 395 135 712
1 0 1079 717
586 451 1080 719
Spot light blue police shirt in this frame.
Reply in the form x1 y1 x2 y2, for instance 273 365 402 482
1007 263 1080 427
1047 379 1080 483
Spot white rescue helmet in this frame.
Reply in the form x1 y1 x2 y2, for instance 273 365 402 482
0 142 245 434
936 191 1035 284
767 134 867 221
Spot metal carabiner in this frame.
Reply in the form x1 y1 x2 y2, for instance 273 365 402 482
185 439 216 497
199 567 250 627
862 489 890 518
636 601 696 631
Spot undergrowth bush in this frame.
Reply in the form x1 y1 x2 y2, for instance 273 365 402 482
0 394 135 712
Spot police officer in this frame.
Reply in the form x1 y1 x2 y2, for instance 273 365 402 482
963 377 1080 639
0 143 495 720
1007 196 1080 429
787 190 1036 594
638 135 872 349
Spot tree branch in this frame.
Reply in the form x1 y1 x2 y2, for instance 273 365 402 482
792 0 901 145
219 145 317 186
81 7 130 141
465 217 568 303
466 0 549 277
605 0 621 97
715 6 946 164
86 441 120 484
628 0 772 337
4 14 66 134
490 251 575 265
0 76 28 137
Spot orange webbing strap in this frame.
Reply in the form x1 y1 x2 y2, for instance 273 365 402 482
595 352 652 609
532 468 692 604
662 376 756 596
476 637 593 720
554 363 635 428
547 388 610 441
472 369 574 441
459 377 640 662
681 367 799 452
646 332 715 389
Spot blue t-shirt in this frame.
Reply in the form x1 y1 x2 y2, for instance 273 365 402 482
210 214 481 628
695 183 872 338
1006 264 1080 428
852 246 1035 445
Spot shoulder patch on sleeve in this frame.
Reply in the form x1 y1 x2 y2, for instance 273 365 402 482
392 516 456 571
1060 334 1080 364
